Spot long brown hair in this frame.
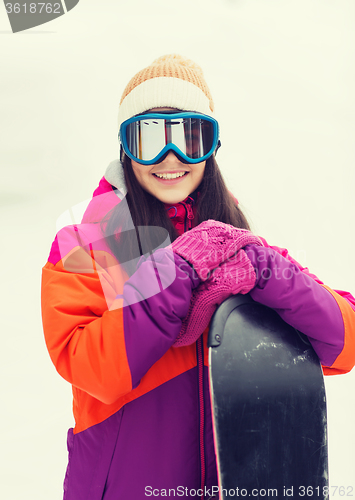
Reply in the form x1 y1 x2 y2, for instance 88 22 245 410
103 154 250 274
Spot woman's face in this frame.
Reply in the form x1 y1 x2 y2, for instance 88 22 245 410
130 108 206 205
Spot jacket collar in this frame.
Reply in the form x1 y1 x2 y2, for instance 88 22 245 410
165 194 197 236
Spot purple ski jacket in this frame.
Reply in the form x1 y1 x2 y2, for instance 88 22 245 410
41 171 355 500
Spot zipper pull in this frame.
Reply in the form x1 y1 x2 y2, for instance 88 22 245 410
186 203 194 220
185 202 194 230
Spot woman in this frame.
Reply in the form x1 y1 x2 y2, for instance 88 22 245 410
41 54 355 500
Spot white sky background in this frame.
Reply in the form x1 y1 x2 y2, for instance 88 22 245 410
0 0 354 498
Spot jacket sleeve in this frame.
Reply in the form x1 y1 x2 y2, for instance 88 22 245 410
245 243 355 375
41 225 199 405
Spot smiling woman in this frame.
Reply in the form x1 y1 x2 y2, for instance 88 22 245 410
41 54 355 500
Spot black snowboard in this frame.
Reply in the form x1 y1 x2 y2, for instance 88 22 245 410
208 294 328 500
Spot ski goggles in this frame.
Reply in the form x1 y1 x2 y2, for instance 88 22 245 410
119 112 220 165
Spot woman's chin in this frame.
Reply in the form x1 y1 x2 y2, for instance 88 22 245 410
154 190 191 205
146 180 196 205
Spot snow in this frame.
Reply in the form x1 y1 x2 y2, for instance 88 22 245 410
0 0 354 498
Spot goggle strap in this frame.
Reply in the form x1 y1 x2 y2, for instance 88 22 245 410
120 144 125 164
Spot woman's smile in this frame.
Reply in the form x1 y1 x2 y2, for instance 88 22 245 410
152 171 188 181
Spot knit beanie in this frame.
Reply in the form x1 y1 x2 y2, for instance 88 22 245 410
118 54 214 129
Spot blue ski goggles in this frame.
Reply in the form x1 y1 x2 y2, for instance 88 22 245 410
119 112 220 165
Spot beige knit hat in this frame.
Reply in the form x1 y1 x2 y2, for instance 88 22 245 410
118 54 214 129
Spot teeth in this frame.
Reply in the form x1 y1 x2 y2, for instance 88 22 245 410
154 172 187 180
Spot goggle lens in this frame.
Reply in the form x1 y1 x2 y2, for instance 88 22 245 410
120 113 218 165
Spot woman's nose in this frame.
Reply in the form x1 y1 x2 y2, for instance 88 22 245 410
163 150 180 163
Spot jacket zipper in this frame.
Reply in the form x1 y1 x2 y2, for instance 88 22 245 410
197 336 206 497
181 198 205 495
179 197 205 495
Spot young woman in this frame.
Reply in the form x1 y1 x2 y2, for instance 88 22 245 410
41 54 355 500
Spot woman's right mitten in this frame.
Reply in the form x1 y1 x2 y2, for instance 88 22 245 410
173 249 257 347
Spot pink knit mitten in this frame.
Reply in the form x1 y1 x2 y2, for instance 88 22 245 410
171 220 262 280
173 249 257 347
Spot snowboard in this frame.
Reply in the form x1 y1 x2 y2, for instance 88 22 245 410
207 294 328 500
